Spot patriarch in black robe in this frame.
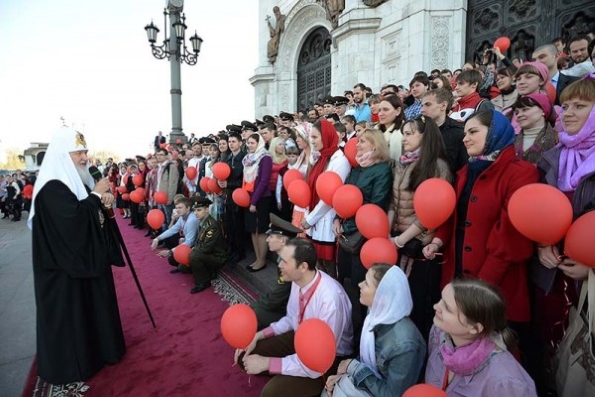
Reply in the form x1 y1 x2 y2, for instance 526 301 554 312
28 127 125 385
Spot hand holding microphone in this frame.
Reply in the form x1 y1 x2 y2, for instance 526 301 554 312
89 166 115 217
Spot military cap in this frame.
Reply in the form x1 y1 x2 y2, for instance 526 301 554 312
266 213 302 238
128 163 138 169
199 137 216 145
136 155 147 162
263 115 275 123
125 158 137 163
333 96 349 107
241 120 258 132
323 95 334 105
255 119 265 127
192 196 212 210
279 111 293 121
226 124 242 134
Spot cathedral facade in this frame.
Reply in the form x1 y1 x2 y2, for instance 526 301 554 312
250 0 595 117
250 0 467 116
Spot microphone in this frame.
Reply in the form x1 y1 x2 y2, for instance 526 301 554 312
89 166 115 219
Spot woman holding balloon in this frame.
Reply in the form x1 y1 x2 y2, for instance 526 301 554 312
323 264 426 397
531 77 595 388
389 116 451 340
423 110 539 330
301 120 351 277
333 129 392 337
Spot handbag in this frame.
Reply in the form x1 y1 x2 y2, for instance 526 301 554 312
338 231 365 254
554 270 595 397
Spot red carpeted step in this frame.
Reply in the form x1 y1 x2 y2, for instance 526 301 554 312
22 216 267 396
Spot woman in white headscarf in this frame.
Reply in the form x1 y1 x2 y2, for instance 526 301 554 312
323 264 426 397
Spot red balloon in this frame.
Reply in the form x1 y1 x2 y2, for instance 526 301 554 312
344 138 358 167
176 138 182 144
545 82 557 104
122 193 130 201
332 185 363 218
159 143 167 149
199 177 211 193
283 169 304 191
220 304 258 349
130 190 143 203
565 211 595 268
316 171 343 205
360 238 398 269
154 191 168 205
494 36 511 52
207 178 222 194
403 384 448 397
22 185 34 199
135 187 146 198
508 183 572 245
294 319 336 373
413 178 456 229
173 244 192 266
117 185 127 194
185 166 197 180
232 188 251 208
356 204 390 239
147 209 165 230
212 162 231 180
133 174 144 187
288 180 311 208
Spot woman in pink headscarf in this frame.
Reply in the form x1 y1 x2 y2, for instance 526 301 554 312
532 75 595 391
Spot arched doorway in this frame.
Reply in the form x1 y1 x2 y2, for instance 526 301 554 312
297 27 332 112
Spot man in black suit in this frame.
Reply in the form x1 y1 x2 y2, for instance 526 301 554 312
532 44 579 105
154 131 166 151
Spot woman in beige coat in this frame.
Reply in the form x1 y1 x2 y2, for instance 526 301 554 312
387 116 451 339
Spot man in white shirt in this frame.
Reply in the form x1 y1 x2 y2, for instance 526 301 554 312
562 36 595 78
235 238 353 397
186 142 203 195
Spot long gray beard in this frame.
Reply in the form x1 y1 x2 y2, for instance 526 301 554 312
76 167 90 187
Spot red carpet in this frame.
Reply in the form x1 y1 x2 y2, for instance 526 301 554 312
22 216 267 396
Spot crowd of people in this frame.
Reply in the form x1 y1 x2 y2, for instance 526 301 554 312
20 33 595 396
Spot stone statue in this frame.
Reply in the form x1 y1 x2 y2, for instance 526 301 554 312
363 0 389 7
318 0 345 29
267 6 286 64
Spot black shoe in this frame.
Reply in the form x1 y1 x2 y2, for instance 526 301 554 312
245 263 254 270
11 218 20 222
170 268 181 274
144 230 152 237
248 264 267 273
1 215 8 219
190 282 211 294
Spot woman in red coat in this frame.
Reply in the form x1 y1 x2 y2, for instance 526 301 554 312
424 110 539 326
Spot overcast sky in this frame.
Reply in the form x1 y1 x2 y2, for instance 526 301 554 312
0 0 258 158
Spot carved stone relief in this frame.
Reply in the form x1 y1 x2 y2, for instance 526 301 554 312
431 17 450 70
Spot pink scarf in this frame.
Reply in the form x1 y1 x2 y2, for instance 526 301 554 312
557 106 595 192
399 149 421 166
439 332 497 375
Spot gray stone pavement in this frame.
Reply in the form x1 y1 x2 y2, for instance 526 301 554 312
0 217 35 397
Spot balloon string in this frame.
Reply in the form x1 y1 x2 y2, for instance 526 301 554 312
248 375 252 387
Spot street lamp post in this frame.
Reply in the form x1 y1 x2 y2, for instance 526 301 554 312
144 0 203 145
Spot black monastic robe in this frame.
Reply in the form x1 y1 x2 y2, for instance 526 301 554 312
32 180 125 384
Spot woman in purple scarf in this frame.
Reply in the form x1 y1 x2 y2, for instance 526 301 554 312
532 74 595 393
425 278 537 396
